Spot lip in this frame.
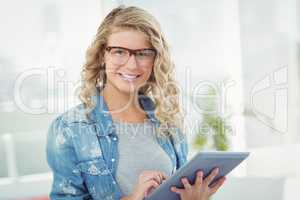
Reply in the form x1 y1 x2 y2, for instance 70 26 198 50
117 72 141 81
118 72 141 76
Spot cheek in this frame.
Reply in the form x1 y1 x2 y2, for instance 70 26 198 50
105 63 119 75
104 54 118 72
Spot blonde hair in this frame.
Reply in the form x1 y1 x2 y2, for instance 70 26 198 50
79 5 184 136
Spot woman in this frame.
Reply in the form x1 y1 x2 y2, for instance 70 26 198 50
46 5 226 200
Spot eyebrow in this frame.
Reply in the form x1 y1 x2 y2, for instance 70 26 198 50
106 46 155 51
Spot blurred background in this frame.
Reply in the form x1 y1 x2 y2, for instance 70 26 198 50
0 0 299 199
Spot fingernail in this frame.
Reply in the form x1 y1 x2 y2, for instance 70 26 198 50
197 171 203 176
215 168 219 173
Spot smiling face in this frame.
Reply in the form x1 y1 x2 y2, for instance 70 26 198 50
103 29 155 95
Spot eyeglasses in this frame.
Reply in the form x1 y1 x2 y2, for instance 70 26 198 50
105 46 156 67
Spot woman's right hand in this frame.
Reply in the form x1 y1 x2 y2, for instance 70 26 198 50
170 168 226 200
122 170 168 200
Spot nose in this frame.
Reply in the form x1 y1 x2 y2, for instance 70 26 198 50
125 54 139 70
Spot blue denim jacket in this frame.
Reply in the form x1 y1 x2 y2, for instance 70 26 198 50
46 89 188 200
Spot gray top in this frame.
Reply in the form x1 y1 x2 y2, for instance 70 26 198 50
113 119 173 196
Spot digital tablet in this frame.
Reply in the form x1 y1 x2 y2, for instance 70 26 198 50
145 151 250 200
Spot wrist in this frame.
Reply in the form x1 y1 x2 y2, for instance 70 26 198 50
120 196 130 200
121 193 137 200
129 193 138 200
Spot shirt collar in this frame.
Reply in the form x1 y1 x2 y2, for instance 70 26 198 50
90 88 159 136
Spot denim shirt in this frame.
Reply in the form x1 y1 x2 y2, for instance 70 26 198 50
46 89 188 200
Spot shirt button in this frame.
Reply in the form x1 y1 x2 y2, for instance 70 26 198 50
112 137 117 141
111 158 115 162
104 112 109 116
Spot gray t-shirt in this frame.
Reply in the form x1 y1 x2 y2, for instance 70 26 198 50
113 119 173 196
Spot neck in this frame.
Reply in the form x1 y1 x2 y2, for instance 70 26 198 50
101 83 142 115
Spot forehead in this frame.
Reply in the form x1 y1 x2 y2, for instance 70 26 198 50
107 28 151 49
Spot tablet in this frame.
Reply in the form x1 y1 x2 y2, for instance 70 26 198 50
145 151 250 200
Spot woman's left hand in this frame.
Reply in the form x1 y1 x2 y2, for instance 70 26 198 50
170 168 226 200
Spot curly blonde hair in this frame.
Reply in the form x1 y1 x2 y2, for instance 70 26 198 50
79 5 184 136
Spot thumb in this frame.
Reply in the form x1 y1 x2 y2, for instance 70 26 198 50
145 186 156 197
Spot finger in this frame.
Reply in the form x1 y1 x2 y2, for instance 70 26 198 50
195 170 203 187
156 172 163 184
153 171 168 184
139 171 151 182
144 179 159 190
150 175 161 185
156 174 162 184
181 177 192 189
204 167 219 186
160 172 168 180
170 186 185 194
209 177 226 195
144 185 157 197
209 176 225 188
145 186 156 197
141 172 160 184
140 171 168 185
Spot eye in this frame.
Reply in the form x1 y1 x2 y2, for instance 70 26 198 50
111 48 127 56
136 49 155 57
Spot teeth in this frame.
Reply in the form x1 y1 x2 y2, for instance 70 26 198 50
122 74 138 79
122 74 137 78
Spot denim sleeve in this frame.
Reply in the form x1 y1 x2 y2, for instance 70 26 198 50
46 116 92 200
171 127 189 169
179 130 189 167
